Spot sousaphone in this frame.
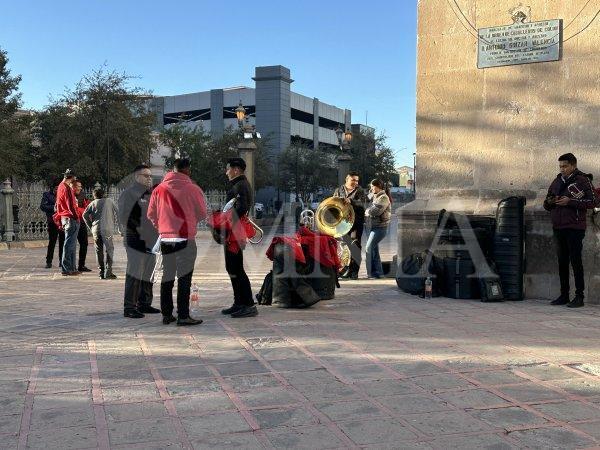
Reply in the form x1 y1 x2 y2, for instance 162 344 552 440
313 197 355 271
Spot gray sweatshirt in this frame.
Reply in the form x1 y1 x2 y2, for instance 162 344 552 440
83 198 119 237
365 191 391 228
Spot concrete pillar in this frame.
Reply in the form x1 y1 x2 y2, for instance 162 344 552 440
313 98 320 149
238 139 257 200
1 179 15 242
210 89 224 138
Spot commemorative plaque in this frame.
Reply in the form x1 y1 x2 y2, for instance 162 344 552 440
478 19 562 69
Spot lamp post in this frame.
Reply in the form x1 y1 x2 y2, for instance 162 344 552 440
413 152 416 196
335 125 353 186
234 101 260 207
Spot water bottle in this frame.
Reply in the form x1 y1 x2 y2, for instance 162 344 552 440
424 277 433 299
190 283 200 313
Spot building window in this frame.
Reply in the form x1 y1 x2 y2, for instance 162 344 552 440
291 108 314 125
163 108 211 125
318 116 344 130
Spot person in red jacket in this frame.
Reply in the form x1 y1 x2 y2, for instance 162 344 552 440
543 153 597 308
147 158 207 326
74 180 92 272
55 169 80 275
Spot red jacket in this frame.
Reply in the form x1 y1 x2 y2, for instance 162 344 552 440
147 172 207 239
55 181 79 221
77 197 90 221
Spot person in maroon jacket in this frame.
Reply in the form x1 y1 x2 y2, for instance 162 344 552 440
55 169 81 276
543 153 597 308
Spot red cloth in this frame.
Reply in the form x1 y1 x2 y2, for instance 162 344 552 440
147 172 207 239
207 210 256 254
297 226 340 269
54 181 78 221
265 236 306 264
76 198 90 220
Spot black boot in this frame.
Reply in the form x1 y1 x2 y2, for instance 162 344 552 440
550 294 569 305
222 304 242 315
567 295 584 308
231 305 258 318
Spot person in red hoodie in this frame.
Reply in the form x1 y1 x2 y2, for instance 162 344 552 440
54 169 80 276
147 158 207 326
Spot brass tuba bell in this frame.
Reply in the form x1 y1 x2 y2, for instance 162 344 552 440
314 196 355 238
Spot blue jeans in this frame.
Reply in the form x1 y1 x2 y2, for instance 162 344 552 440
366 226 388 278
61 218 80 273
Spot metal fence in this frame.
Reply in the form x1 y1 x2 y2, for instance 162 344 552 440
6 180 228 241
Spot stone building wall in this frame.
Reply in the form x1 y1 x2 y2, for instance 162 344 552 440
401 0 600 303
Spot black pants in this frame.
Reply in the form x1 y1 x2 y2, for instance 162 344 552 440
225 248 253 306
46 221 65 266
94 233 114 276
554 228 586 297
124 247 155 312
341 220 364 273
160 240 197 319
77 224 89 269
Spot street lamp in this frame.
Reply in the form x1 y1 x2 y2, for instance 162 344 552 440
235 101 246 126
334 125 352 150
413 152 417 196
235 101 260 211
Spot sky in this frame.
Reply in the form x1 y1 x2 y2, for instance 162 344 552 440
0 0 417 167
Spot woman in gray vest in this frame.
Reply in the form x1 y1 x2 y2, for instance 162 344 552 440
365 179 391 279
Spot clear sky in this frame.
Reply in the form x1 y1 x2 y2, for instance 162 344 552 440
1 0 417 167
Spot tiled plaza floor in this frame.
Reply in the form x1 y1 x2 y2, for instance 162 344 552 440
1 240 599 449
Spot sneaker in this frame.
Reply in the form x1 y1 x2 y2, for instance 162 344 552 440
567 295 584 308
221 304 242 315
105 273 117 280
78 266 92 273
45 262 52 269
162 315 176 325
139 306 160 314
124 310 145 318
99 273 105 279
550 295 569 305
177 317 203 326
231 305 258 318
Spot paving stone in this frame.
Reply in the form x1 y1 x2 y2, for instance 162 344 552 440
33 390 92 411
439 357 499 372
531 400 600 422
334 364 394 382
35 376 92 394
214 361 270 377
30 406 95 429
509 426 596 449
436 389 511 409
0 413 21 434
355 379 417 397
498 383 565 403
0 366 31 381
165 379 223 397
201 350 257 364
114 442 183 450
294 380 361 402
96 356 149 373
265 425 346 449
191 432 263 450
512 364 579 381
377 393 453 415
269 357 322 372
37 363 91 378
388 361 449 377
251 406 317 429
255 346 306 361
181 412 251 437
0 395 25 416
222 374 280 393
237 387 299 408
173 392 236 416
26 425 97 449
412 373 475 391
467 370 527 386
405 410 491 435
0 437 18 450
104 401 168 422
157 364 213 381
108 417 178 445
471 406 548 429
41 352 90 365
570 421 600 440
151 354 204 368
0 354 34 367
363 442 432 450
316 398 387 421
282 369 339 387
429 433 517 449
550 378 600 397
338 417 418 445
102 384 161 403
100 368 155 387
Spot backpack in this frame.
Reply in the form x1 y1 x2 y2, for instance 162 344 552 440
396 251 443 297
256 271 273 305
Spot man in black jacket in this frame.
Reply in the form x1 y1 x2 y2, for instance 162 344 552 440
118 164 160 318
333 171 367 280
543 153 597 308
221 157 258 318
40 180 64 269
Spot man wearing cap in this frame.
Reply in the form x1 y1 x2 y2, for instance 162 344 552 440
221 157 258 318
55 169 80 275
